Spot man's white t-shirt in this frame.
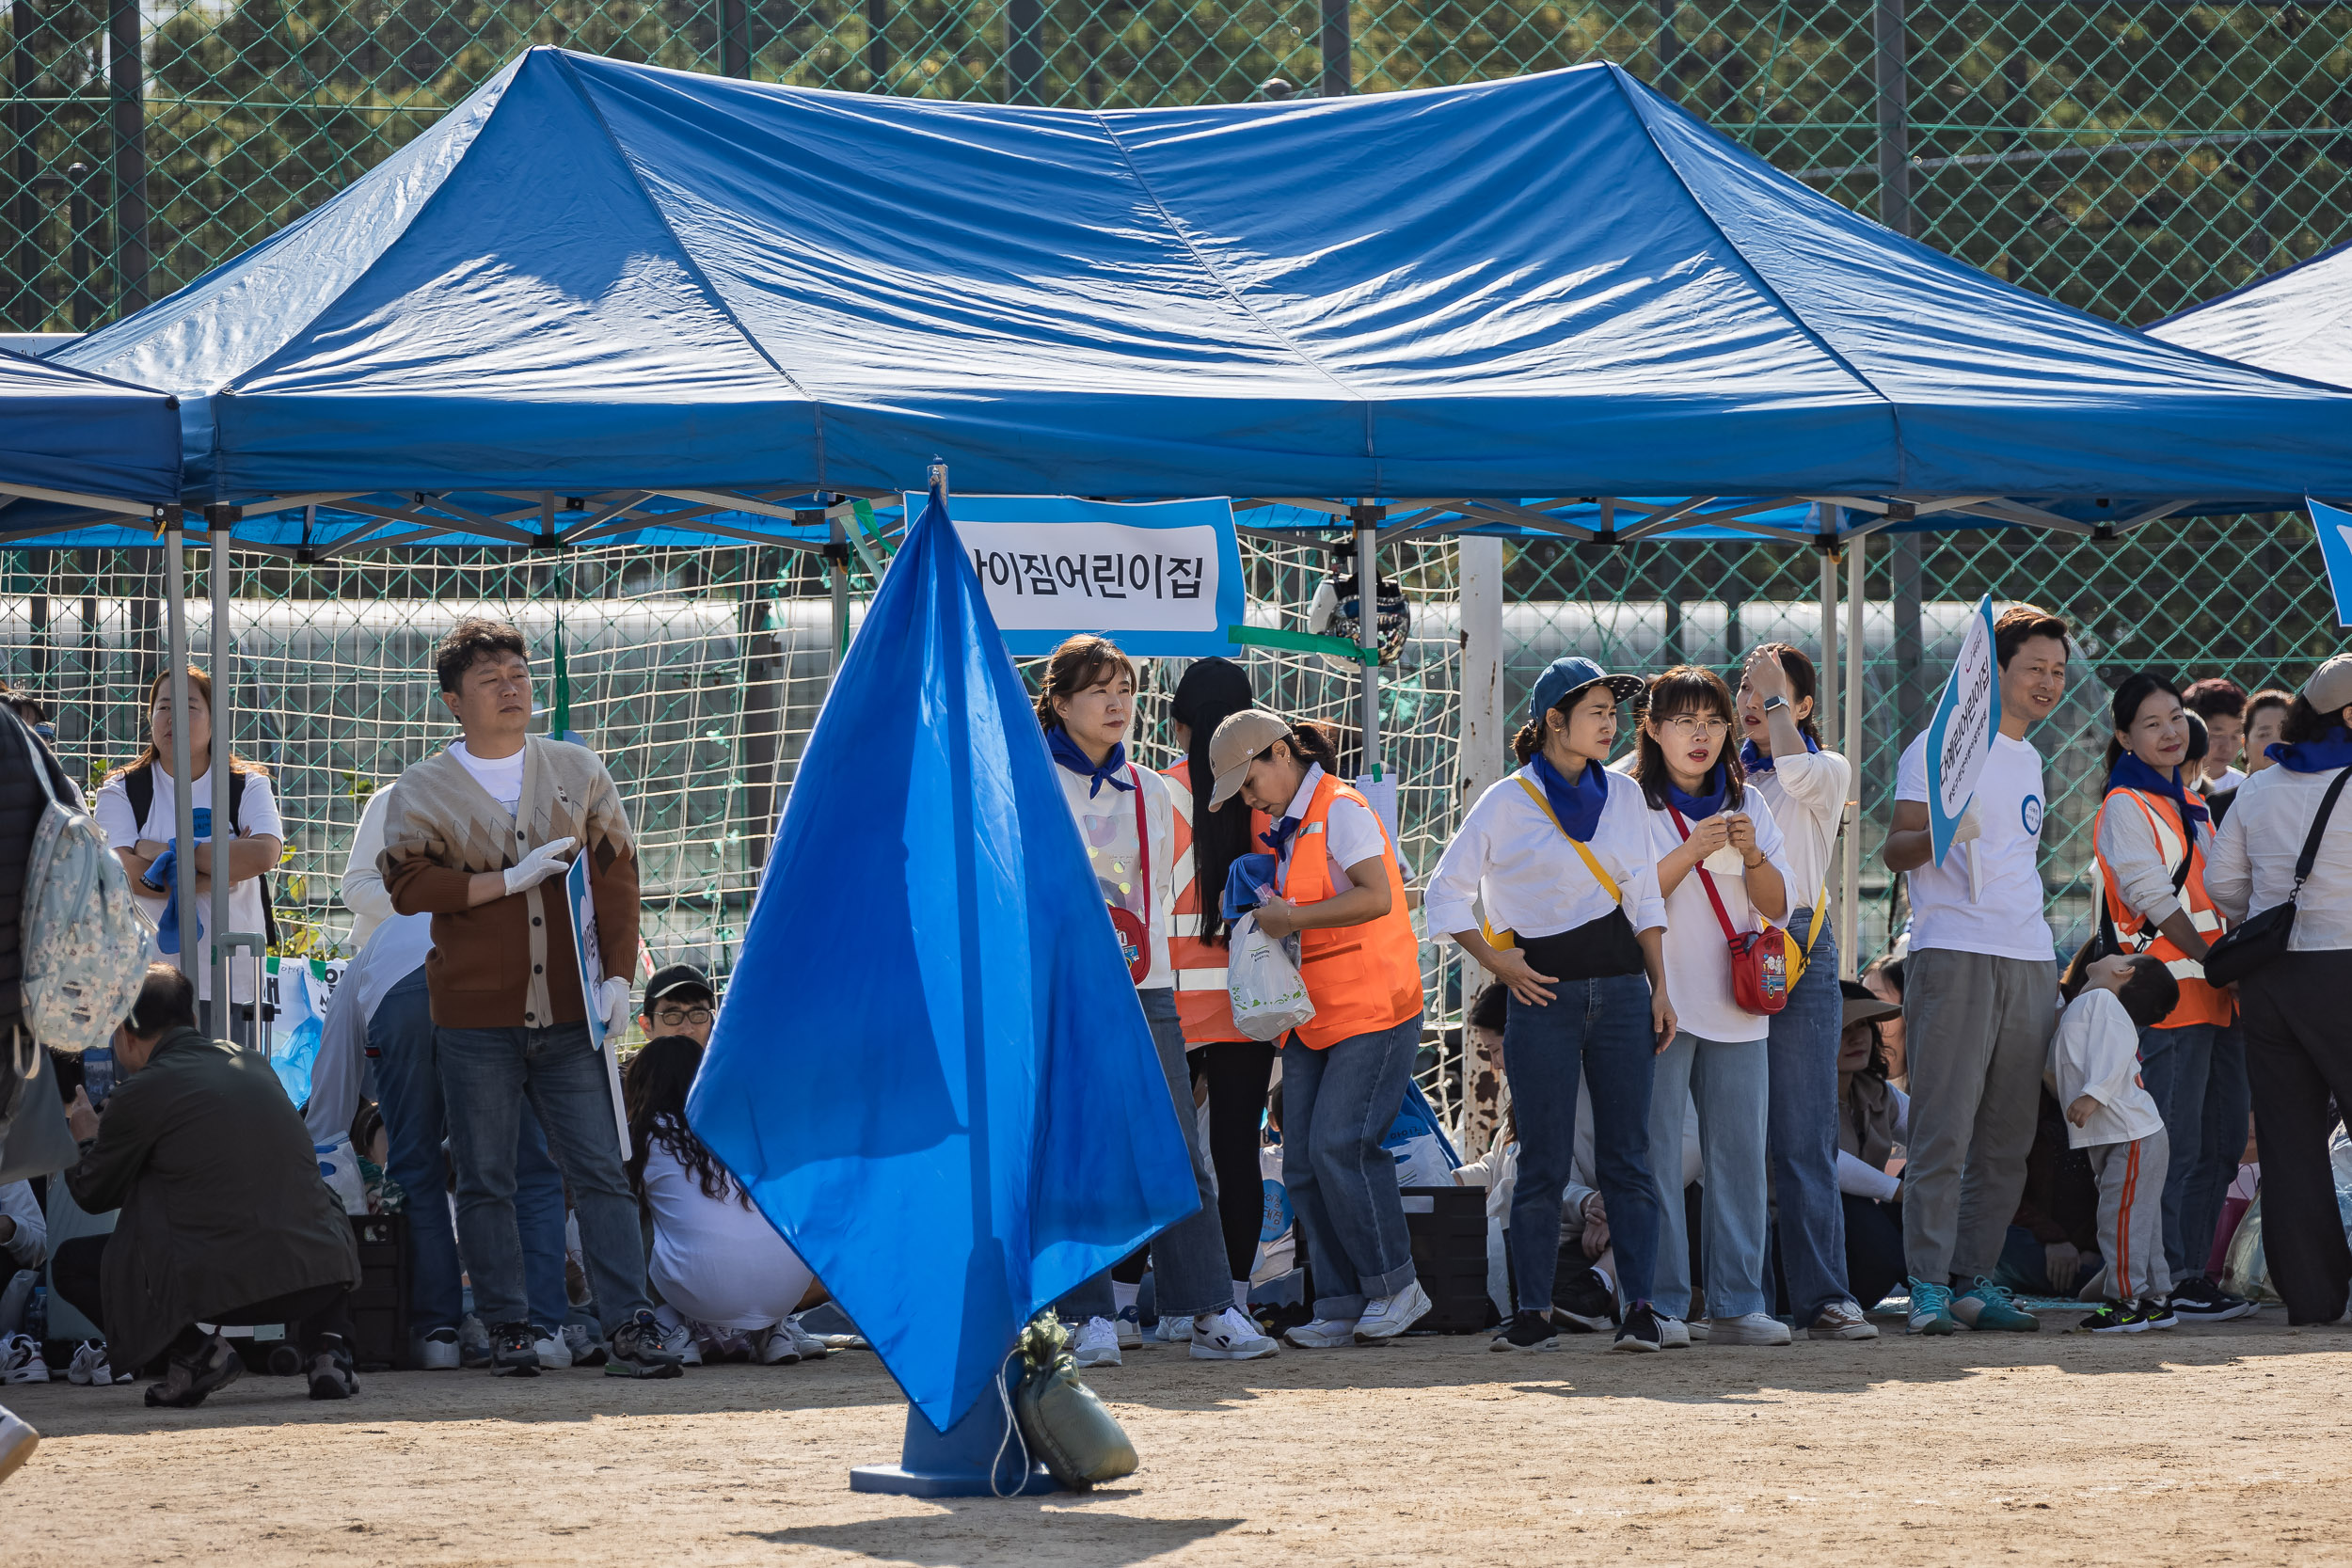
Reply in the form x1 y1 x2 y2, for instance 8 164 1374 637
1894 731 2058 961
450 741 525 815
93 764 285 1004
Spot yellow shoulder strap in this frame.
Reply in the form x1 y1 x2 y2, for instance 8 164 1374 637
1515 775 1623 905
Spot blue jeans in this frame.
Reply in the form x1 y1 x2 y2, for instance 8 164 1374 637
1649 1030 1772 1321
1766 919 1851 1323
1282 1015 1422 1320
2186 1022 2249 1278
437 1022 650 1335
2137 1021 2217 1279
1057 988 1233 1323
368 967 571 1338
1503 972 1661 1311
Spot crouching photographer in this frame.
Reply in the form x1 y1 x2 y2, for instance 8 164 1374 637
51 964 362 1407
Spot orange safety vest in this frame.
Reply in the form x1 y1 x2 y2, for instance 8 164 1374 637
2091 787 2234 1029
1164 760 1272 1045
1276 770 1424 1051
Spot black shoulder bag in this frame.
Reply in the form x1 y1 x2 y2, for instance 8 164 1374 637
2201 766 2352 989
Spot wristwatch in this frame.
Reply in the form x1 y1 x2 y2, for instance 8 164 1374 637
1762 695 1788 713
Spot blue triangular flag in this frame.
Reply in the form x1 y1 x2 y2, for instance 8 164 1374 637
2311 497 2352 629
689 480 1200 1432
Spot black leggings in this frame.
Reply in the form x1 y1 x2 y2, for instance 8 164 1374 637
52 1233 356 1360
1189 1039 1279 1283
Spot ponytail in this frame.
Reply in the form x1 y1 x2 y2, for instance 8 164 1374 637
1510 720 1543 766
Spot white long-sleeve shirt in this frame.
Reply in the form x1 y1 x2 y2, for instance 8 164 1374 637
2207 761 2352 953
2096 787 2213 933
0 1180 44 1269
1427 764 1665 943
1743 745 1851 915
2049 988 2164 1148
340 784 397 954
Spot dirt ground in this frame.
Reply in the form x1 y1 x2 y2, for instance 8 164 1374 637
5 1308 2350 1566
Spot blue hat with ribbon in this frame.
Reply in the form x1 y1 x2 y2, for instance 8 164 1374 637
1530 657 1645 726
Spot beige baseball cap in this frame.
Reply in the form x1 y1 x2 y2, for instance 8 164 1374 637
2305 654 2352 716
1207 709 1290 810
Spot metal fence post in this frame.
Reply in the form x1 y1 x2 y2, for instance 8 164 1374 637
1873 0 1911 238
1006 0 1041 104
108 0 147 313
720 0 750 77
1320 0 1349 97
865 0 889 87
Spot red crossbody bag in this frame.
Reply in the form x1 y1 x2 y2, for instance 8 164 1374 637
1667 806 1790 1016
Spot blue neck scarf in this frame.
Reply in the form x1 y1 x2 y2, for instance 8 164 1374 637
1047 728 1134 797
2267 725 2352 775
1739 733 1819 776
1261 816 1299 856
2107 750 2208 828
1661 763 1728 822
1529 752 1609 842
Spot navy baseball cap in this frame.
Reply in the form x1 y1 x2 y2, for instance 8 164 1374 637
1530 657 1645 725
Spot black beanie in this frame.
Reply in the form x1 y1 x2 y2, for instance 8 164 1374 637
1171 657 1254 733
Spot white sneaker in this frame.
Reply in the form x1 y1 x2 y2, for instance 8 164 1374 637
1283 1318 1359 1349
66 1342 112 1386
1113 1307 1143 1350
757 1323 803 1365
416 1328 462 1370
1809 1301 1880 1340
1709 1312 1794 1346
782 1319 832 1361
1155 1314 1187 1343
1190 1307 1279 1361
1657 1316 1692 1349
1072 1317 1121 1369
658 1318 703 1367
1 1335 47 1385
533 1330 574 1369
1354 1280 1432 1341
0 1405 36 1486
1683 1318 1711 1342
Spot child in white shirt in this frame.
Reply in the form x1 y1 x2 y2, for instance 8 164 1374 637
2049 954 2185 1333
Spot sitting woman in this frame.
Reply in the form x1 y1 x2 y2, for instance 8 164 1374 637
624 1036 829 1366
1836 980 1909 1311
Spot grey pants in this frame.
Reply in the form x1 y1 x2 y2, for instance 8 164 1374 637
2089 1130 2171 1302
1900 947 2059 1284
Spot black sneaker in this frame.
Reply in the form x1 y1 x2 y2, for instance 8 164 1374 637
491 1321 541 1375
307 1335 359 1402
2074 1300 2146 1335
2137 1295 2179 1329
1612 1301 1664 1354
144 1330 245 1409
606 1309 687 1379
2167 1277 2255 1323
1552 1266 1617 1333
1489 1309 1559 1353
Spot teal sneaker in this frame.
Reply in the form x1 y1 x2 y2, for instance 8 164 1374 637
1906 1278 1959 1336
1951 1277 2041 1333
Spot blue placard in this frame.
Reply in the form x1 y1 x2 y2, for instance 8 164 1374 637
1924 594 2003 869
908 493 1244 657
2312 498 2352 629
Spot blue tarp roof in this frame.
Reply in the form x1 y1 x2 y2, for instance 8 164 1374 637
50 48 2352 521
0 348 183 516
2153 239 2352 396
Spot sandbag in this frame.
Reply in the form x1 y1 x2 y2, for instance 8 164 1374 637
1011 1316 1138 1491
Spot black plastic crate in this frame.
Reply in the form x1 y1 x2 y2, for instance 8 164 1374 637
1400 1185 1497 1334
347 1212 410 1371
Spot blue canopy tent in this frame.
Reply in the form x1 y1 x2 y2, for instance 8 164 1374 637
2152 238 2352 392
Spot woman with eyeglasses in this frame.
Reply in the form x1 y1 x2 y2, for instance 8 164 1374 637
1631 665 1793 1348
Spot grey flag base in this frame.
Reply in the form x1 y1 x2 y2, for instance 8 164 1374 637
851 1352 1065 1497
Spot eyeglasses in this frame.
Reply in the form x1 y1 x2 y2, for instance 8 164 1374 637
653 1006 713 1027
1659 716 1731 738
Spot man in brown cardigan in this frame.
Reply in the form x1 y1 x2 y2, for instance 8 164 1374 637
381 618 682 1379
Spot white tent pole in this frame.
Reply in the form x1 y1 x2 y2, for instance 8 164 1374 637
1841 529 1867 976
161 513 199 991
1817 530 1840 753
208 519 233 1033
1456 533 1506 807
1355 508 1381 777
828 510 850 681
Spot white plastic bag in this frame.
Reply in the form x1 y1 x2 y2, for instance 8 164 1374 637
313 1135 371 1215
1227 911 1314 1042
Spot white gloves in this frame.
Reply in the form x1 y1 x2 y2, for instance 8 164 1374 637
1948 802 1983 848
503 835 578 895
598 975 634 1035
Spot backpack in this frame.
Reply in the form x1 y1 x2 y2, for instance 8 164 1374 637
125 762 280 949
17 719 151 1054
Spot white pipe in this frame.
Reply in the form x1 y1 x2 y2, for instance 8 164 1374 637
1355 515 1380 778
1841 531 1867 976
161 518 199 990
1456 534 1506 808
209 525 234 1037
1818 538 1839 752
